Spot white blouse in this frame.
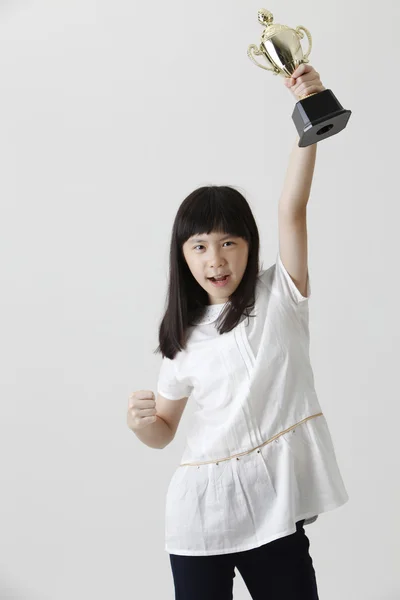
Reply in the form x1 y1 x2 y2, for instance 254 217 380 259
157 252 349 556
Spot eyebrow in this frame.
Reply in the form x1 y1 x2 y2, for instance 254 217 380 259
189 234 234 243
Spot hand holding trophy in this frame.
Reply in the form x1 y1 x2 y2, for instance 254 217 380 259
284 63 325 100
248 9 351 147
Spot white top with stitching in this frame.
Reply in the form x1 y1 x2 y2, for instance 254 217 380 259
157 252 349 556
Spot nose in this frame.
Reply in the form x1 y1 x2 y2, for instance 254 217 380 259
209 254 225 268
207 245 227 269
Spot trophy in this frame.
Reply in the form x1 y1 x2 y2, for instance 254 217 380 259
247 9 351 147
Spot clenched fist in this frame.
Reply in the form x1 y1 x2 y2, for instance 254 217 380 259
284 63 325 101
127 390 157 432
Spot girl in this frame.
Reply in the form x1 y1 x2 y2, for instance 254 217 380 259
127 64 349 600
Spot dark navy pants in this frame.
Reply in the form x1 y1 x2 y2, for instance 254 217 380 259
169 519 319 600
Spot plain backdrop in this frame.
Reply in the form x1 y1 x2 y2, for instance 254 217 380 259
1 1 399 598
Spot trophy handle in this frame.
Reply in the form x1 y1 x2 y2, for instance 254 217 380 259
247 44 280 74
295 26 312 61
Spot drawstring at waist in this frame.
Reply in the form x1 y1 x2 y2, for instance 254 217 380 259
180 412 323 467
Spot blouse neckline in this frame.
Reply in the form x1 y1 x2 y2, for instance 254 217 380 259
193 301 229 325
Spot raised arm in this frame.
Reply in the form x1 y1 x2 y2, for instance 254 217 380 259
278 64 325 297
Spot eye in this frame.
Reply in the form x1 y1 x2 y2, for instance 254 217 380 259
194 241 234 251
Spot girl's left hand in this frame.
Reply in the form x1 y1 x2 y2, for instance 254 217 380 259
284 64 325 100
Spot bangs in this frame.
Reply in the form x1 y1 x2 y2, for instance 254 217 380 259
176 186 251 247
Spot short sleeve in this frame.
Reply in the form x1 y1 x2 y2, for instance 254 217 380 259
273 252 311 305
157 355 193 400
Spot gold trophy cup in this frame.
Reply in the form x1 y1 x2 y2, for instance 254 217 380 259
248 9 351 147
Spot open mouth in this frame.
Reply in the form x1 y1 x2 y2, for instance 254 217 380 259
208 275 230 286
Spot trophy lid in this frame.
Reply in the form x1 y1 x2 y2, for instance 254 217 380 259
257 9 274 26
257 8 291 41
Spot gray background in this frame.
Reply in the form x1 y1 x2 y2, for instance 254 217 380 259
1 0 399 598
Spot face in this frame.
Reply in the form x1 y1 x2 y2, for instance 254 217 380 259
182 231 249 305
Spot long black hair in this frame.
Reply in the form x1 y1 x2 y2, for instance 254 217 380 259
154 186 262 359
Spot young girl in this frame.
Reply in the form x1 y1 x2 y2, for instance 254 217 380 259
127 64 349 600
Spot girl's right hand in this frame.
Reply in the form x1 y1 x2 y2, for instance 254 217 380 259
127 390 157 431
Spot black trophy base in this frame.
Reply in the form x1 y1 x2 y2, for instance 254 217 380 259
292 89 351 147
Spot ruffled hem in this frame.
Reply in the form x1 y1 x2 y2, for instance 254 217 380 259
164 415 349 556
165 502 347 556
